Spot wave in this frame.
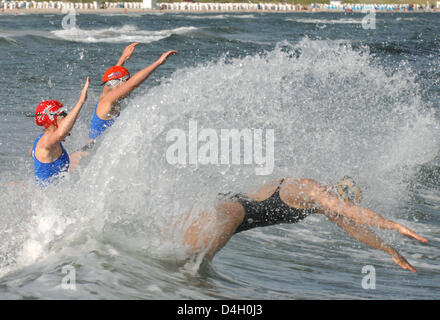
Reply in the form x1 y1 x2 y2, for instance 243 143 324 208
0 35 19 45
288 18 363 24
51 25 199 43
182 14 257 20
395 17 419 22
0 29 52 39
98 12 167 17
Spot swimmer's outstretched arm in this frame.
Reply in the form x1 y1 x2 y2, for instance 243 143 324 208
323 211 417 272
283 179 428 244
100 43 140 101
100 50 177 107
317 195 427 243
45 77 90 145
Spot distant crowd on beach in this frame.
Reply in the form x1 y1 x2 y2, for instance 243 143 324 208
0 0 439 13
0 1 143 10
159 2 439 12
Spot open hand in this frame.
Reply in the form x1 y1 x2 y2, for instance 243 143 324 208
157 50 178 65
80 77 90 103
392 252 417 273
120 42 140 62
396 223 428 244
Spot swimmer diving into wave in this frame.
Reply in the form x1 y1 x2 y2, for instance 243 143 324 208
175 178 427 273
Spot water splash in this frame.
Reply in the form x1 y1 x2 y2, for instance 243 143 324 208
1 38 438 278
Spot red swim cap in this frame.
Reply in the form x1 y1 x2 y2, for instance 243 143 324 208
35 100 64 128
102 66 130 84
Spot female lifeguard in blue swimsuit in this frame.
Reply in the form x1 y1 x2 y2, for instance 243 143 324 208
31 77 90 185
86 43 177 146
175 178 428 273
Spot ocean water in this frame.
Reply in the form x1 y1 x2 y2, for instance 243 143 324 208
0 11 439 300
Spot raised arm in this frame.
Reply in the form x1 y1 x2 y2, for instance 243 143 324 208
98 43 140 100
45 77 90 146
100 50 177 107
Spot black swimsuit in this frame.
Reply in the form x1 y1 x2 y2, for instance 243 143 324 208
227 179 314 234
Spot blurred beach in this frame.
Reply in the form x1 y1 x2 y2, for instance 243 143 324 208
1 1 439 14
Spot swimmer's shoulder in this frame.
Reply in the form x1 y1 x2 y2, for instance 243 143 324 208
246 179 284 201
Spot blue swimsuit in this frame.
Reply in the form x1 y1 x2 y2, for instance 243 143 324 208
32 134 70 185
88 103 119 140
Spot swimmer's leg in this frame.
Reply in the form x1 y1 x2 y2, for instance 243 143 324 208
323 211 417 272
178 201 245 259
281 178 427 243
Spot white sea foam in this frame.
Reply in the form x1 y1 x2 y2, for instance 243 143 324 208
0 29 51 39
287 18 363 24
183 14 257 20
51 25 198 43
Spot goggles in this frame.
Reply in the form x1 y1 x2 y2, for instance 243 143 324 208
106 75 130 88
27 110 68 119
